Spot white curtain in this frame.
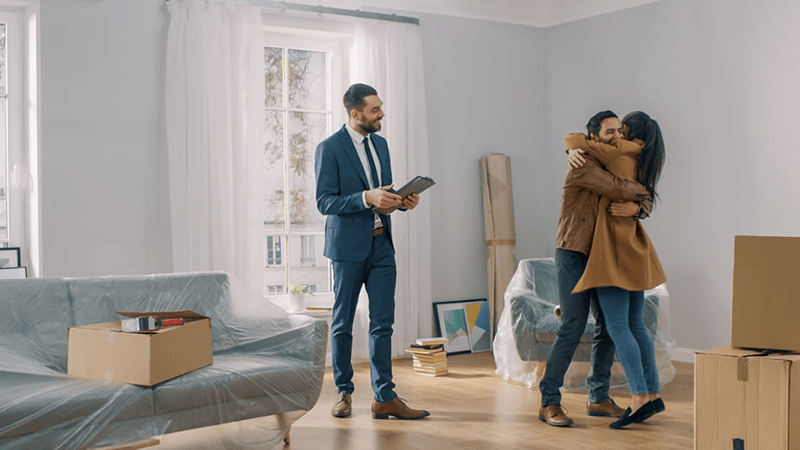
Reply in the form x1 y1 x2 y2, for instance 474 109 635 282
165 0 265 297
350 19 433 360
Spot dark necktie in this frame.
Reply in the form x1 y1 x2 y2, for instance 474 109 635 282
363 136 386 229
363 136 379 189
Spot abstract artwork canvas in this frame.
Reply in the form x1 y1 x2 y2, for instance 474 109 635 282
463 300 491 352
433 299 491 354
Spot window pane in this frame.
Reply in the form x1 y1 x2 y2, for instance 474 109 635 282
264 47 283 108
264 235 285 295
263 110 285 232
288 234 330 292
287 49 326 111
288 111 326 232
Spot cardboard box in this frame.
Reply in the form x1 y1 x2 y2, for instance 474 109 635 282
695 346 800 450
731 235 800 352
67 310 212 386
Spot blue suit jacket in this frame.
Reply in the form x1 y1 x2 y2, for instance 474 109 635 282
315 125 395 262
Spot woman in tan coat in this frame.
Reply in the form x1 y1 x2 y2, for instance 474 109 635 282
563 111 666 429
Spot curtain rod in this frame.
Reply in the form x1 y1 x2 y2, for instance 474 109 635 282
167 0 420 25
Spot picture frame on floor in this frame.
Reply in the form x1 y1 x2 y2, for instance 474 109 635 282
0 247 20 268
433 299 492 354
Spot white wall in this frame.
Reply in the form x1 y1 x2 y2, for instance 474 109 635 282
37 0 800 353
40 0 172 276
544 0 800 352
417 13 550 305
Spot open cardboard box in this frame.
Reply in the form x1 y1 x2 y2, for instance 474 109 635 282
67 310 212 386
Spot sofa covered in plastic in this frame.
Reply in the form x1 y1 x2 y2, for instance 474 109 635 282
493 258 675 390
0 272 327 450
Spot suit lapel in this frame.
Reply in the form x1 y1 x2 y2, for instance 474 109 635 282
336 125 370 189
372 136 391 187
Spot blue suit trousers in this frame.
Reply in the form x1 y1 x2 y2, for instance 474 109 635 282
330 232 397 403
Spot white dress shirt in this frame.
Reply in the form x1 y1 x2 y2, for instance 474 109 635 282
345 123 384 228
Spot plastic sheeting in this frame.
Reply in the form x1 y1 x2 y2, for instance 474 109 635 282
0 272 327 450
494 258 676 391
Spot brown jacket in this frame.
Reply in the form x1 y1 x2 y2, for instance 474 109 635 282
555 153 650 255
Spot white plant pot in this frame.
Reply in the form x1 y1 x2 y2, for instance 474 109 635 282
287 294 306 312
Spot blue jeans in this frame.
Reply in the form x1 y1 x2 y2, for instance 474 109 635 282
595 286 659 395
330 232 397 403
540 249 616 406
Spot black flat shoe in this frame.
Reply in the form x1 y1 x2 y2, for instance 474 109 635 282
633 398 665 423
609 402 657 429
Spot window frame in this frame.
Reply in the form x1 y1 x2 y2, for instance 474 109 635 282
0 9 22 247
0 1 38 279
261 13 352 308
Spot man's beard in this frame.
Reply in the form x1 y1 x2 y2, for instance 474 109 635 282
360 120 381 134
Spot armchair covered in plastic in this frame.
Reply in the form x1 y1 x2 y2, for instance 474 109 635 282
493 258 675 391
0 272 327 450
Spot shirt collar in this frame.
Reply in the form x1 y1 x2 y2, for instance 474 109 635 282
345 123 370 145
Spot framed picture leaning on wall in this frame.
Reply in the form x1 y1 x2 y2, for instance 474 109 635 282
433 299 492 354
0 247 21 268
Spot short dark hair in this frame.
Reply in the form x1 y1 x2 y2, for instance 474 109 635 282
586 110 618 137
343 83 378 115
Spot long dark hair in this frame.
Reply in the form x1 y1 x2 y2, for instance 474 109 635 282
622 111 665 204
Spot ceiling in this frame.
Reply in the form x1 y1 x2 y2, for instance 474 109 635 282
282 0 660 28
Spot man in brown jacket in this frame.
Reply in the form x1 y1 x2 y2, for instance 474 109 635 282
539 110 651 427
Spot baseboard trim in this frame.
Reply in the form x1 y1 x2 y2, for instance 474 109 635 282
671 347 697 363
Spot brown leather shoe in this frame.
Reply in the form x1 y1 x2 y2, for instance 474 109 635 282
587 398 625 418
371 397 430 420
539 404 573 427
331 392 352 418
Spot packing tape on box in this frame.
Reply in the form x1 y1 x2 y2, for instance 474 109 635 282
737 357 748 382
105 330 115 344
103 371 114 382
486 239 516 247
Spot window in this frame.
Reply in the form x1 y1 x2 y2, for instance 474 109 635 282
262 45 332 297
0 6 31 252
300 235 315 266
260 12 351 302
265 235 282 266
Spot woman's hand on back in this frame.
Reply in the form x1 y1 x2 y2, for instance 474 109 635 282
608 201 640 217
567 148 586 169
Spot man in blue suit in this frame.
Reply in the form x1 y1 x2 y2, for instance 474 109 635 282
315 83 429 420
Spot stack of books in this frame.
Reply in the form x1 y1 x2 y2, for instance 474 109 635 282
405 337 449 377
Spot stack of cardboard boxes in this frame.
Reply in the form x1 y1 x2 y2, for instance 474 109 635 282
695 236 800 449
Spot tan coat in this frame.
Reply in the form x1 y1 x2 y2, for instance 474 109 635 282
563 133 666 293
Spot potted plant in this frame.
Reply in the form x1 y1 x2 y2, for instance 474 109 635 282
287 284 314 312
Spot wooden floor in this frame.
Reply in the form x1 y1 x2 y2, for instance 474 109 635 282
287 353 694 450
148 353 694 450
